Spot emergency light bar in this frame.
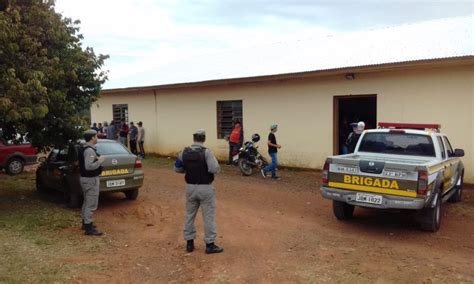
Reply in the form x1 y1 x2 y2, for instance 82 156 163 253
378 122 441 131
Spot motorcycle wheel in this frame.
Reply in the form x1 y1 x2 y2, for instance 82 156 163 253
238 158 253 176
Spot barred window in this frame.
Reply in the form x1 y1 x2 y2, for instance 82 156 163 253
216 100 242 139
113 104 128 124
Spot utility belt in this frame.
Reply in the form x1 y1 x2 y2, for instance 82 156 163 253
186 181 213 185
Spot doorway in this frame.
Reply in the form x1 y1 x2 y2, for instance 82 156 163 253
333 95 377 155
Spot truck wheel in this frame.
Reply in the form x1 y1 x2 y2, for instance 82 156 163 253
124 188 139 200
6 157 24 175
448 172 463 203
420 193 441 232
333 200 355 220
238 158 253 176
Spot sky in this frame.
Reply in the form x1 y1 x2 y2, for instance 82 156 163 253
54 0 474 89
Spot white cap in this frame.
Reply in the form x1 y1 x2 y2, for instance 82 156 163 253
357 121 365 128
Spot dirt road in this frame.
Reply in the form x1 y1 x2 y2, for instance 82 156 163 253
71 163 474 283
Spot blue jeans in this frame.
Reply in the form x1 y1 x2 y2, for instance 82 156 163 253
264 152 278 177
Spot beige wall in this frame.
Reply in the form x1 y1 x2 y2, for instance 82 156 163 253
92 64 474 182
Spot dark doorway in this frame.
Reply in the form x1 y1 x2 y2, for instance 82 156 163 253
334 95 377 155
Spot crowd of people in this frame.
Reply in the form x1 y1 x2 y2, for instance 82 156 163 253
91 119 146 158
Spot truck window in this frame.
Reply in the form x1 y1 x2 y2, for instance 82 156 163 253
443 136 454 157
436 136 446 159
358 133 435 157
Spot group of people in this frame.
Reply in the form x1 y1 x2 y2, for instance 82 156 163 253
79 121 281 254
91 119 146 158
227 121 282 180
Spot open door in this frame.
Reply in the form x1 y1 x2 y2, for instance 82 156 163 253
333 95 377 155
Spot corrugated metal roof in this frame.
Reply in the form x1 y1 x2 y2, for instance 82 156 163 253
104 16 473 91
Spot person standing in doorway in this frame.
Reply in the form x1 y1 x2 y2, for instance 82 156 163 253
174 129 223 254
227 120 243 165
79 130 105 236
129 121 138 155
137 121 146 158
346 121 365 153
261 124 282 180
119 119 129 147
107 120 116 140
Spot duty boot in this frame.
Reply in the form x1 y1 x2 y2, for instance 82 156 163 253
84 223 103 236
205 243 224 254
186 240 194 253
81 220 97 230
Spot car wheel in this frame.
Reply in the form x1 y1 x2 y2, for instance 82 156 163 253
124 188 139 200
333 200 355 220
420 193 441 232
6 157 24 175
448 172 463 203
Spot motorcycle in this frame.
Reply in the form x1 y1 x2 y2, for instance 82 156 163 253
233 133 268 176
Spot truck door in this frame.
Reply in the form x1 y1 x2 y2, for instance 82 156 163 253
443 136 458 191
436 136 450 194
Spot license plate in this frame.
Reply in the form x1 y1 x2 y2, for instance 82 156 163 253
232 154 239 162
106 179 126 188
356 193 383 205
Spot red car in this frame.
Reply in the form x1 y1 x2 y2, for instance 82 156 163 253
0 139 39 175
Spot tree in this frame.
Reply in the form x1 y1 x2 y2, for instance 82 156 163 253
0 0 108 150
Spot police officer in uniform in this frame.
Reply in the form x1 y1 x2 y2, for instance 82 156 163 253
79 129 105 236
174 129 223 254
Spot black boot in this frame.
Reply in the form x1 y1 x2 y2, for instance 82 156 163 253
205 243 223 254
81 220 97 230
186 240 194 252
84 223 103 236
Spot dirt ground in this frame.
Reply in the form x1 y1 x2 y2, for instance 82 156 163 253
66 162 474 283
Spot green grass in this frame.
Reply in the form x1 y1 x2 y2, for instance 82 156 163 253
141 154 176 168
0 172 108 283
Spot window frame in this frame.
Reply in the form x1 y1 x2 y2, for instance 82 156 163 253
113 104 129 124
216 100 243 139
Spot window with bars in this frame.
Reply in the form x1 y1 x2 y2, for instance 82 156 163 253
216 100 242 139
113 104 128 125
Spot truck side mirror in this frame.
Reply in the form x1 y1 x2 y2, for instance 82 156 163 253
454 149 464 157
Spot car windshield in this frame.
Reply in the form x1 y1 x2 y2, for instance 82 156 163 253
358 132 435 157
96 142 130 155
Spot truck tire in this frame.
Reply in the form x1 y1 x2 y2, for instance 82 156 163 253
420 193 441 232
333 200 355 220
6 157 25 175
448 172 463 203
124 188 139 200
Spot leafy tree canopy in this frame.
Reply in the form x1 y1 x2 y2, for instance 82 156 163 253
0 0 108 150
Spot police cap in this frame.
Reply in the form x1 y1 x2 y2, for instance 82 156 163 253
193 129 206 136
84 129 98 142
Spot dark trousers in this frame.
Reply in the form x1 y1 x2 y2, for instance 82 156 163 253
139 141 145 158
130 139 137 155
228 142 240 164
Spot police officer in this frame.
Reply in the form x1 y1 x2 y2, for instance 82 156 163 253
174 129 223 254
79 129 105 236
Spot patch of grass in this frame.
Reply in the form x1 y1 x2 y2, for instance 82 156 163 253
142 154 175 168
0 172 108 282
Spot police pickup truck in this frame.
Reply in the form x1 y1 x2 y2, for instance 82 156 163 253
321 122 465 232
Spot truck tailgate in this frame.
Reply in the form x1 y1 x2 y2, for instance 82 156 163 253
328 156 421 198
